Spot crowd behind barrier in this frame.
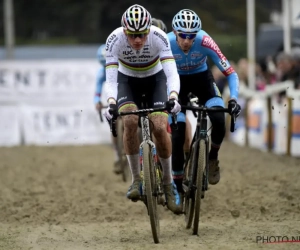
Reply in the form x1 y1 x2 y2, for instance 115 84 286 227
217 50 300 157
223 80 300 157
0 58 299 158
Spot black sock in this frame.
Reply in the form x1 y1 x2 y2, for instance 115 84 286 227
209 144 220 160
174 178 183 193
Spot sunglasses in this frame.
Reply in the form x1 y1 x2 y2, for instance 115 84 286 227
126 30 149 39
178 32 197 40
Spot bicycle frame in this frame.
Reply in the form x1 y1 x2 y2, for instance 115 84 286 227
182 96 236 235
139 113 163 198
110 106 174 197
191 109 210 193
110 106 174 243
182 104 235 192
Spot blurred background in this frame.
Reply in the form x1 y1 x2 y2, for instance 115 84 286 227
0 0 290 61
1 0 300 157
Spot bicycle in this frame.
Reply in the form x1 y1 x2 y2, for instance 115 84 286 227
181 93 236 235
99 107 130 182
109 101 177 244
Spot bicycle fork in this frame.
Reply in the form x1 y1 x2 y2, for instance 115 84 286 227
139 143 165 204
189 112 210 199
139 116 165 206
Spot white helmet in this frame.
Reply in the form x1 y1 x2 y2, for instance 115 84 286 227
172 9 202 33
121 4 152 32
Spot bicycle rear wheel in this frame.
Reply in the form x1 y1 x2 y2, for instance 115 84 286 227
117 118 130 182
142 143 160 243
193 139 205 235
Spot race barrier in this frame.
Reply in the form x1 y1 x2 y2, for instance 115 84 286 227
0 60 111 146
224 81 300 157
0 60 299 157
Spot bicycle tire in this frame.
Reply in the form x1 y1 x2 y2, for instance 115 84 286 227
142 143 160 243
184 143 197 229
116 118 130 182
193 139 205 235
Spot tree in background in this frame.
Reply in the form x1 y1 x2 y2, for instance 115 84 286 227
0 0 281 60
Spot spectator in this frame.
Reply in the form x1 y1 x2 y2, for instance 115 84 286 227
275 52 300 101
276 52 300 86
255 63 267 90
236 58 248 88
290 47 300 89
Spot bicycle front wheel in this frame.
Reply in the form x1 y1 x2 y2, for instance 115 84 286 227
193 139 206 235
184 144 195 229
142 143 160 243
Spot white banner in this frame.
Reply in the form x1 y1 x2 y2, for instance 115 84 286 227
0 60 111 146
0 60 101 105
0 106 21 146
21 105 110 146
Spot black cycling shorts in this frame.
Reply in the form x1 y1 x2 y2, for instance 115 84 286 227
179 69 223 112
117 70 168 110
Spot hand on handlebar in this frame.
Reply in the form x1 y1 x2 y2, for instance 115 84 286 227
95 101 103 111
104 104 118 121
228 99 241 118
166 99 181 115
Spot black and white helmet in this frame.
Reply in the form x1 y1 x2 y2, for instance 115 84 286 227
121 4 152 32
172 9 202 33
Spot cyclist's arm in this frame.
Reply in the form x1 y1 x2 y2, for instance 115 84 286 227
201 33 239 100
155 30 180 99
105 32 119 104
94 66 105 104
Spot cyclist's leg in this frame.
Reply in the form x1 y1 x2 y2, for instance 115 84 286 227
184 116 192 162
150 113 172 183
205 100 225 185
117 72 141 199
149 70 181 214
111 133 122 174
168 111 186 192
202 70 226 185
169 74 191 193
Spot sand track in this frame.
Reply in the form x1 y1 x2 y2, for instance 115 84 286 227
0 141 300 250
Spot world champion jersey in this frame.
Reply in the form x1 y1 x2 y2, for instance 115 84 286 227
105 26 180 101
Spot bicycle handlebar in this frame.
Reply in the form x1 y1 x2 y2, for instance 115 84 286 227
181 105 236 133
98 106 119 136
118 107 167 116
109 106 177 137
98 105 108 123
99 111 104 122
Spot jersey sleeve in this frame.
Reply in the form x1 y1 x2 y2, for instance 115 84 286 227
105 31 120 102
200 33 239 100
94 66 105 104
153 30 180 98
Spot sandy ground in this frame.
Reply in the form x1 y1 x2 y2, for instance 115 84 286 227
0 141 300 250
